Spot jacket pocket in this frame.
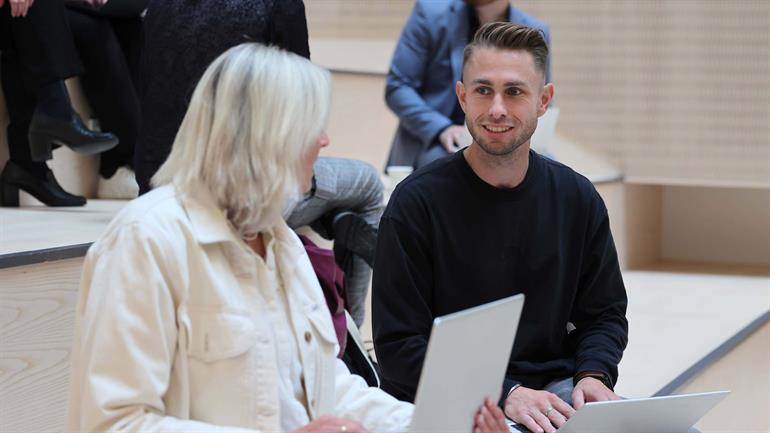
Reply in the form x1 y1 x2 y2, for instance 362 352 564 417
305 304 339 348
303 304 339 416
186 308 258 363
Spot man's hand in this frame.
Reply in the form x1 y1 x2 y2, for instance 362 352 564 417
473 398 509 433
290 414 370 433
8 0 34 17
438 124 466 153
504 386 575 433
571 376 621 409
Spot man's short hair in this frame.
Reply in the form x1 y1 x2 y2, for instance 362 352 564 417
463 22 549 79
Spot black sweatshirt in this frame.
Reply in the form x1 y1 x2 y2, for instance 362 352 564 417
372 149 628 403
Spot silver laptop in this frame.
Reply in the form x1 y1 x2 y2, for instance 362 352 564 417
408 294 525 433
555 390 729 433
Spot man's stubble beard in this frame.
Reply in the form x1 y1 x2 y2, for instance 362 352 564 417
466 115 538 158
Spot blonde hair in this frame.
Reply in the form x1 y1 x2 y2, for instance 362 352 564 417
152 43 331 237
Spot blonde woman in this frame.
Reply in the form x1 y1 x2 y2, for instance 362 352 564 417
64 43 507 433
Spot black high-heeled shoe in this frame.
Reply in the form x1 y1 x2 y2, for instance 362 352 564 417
27 107 120 161
0 161 86 207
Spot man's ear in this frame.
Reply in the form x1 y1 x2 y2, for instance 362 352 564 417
538 82 554 116
456 81 467 113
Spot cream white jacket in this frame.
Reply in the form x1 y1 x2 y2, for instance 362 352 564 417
65 185 413 432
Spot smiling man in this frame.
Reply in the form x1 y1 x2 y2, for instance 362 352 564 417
384 0 551 169
373 23 629 433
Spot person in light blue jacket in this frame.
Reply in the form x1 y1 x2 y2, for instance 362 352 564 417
385 0 551 169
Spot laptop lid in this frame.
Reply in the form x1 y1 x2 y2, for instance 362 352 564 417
556 391 730 433
409 294 525 433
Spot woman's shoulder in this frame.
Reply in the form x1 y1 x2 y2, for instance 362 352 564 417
108 185 186 228
92 185 192 251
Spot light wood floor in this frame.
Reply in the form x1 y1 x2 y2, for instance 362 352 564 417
682 321 770 433
0 199 126 256
619 268 769 397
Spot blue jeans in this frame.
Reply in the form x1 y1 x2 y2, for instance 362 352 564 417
508 378 701 433
286 156 384 327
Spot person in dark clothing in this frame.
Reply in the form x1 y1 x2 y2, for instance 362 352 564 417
0 0 121 207
65 5 143 198
135 0 310 194
385 0 551 170
373 23 628 433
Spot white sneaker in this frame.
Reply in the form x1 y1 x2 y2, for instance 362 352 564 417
98 166 139 199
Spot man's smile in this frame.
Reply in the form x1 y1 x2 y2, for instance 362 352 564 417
482 124 514 133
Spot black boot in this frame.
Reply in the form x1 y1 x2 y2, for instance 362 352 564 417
0 160 86 207
27 81 119 161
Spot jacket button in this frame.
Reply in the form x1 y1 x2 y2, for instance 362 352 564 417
304 331 312 343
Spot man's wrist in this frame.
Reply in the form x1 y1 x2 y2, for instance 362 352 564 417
506 383 522 399
573 371 613 390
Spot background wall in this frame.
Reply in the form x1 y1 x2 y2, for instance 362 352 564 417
306 0 770 188
4 1 768 191
322 72 397 171
662 186 770 266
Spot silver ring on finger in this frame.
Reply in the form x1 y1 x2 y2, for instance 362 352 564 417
544 406 554 417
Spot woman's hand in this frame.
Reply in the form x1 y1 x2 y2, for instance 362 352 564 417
7 0 34 17
290 414 370 433
473 398 509 433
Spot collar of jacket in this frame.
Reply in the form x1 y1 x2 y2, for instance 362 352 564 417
177 184 308 268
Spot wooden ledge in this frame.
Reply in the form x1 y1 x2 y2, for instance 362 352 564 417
0 243 91 270
310 38 394 75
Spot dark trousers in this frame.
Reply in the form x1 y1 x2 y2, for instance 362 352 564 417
66 8 141 177
0 3 140 176
1 1 82 164
1 48 37 163
0 1 82 89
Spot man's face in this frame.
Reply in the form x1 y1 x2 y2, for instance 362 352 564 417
456 47 553 157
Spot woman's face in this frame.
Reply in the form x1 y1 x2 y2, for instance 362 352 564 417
301 131 330 192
